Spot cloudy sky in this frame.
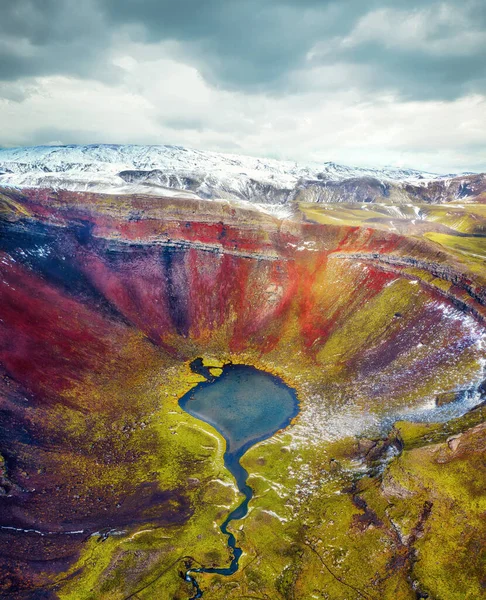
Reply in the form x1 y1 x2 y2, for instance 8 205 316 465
1 0 485 172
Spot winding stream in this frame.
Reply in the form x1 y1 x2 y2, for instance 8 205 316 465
178 363 299 599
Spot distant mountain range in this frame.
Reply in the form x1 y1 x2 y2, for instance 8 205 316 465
0 144 484 205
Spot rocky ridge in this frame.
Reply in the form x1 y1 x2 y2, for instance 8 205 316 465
1 144 484 205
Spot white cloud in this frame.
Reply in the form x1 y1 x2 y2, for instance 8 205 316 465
0 1 484 172
344 5 486 56
0 45 485 173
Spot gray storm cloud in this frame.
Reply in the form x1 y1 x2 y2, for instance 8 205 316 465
0 0 485 172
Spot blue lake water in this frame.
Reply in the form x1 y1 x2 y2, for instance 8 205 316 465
180 364 299 459
178 363 299 598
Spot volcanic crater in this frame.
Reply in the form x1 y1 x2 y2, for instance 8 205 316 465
0 186 485 599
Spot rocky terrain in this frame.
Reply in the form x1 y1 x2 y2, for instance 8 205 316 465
1 144 485 205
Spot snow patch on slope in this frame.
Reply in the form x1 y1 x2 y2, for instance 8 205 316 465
0 143 454 203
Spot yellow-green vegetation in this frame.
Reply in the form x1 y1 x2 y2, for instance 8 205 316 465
209 367 223 377
182 410 486 599
59 483 240 600
383 422 486 600
59 382 486 600
43 345 243 599
0 191 32 217
315 277 417 373
298 202 391 228
299 202 486 236
393 402 486 449
420 204 486 234
425 232 486 275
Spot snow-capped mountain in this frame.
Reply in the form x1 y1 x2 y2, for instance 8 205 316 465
0 144 482 204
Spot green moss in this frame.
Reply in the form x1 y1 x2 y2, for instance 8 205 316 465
395 403 486 449
383 423 486 600
209 367 223 377
316 278 417 370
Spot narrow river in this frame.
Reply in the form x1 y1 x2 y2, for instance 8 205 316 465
179 363 299 599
